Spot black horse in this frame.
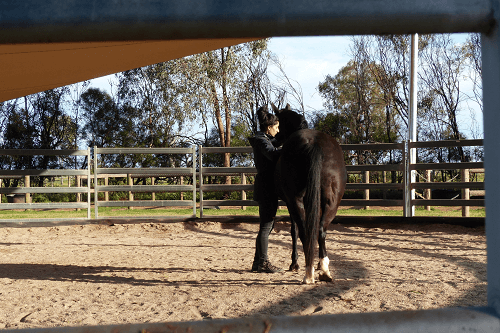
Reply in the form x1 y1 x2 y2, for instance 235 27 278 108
272 104 347 284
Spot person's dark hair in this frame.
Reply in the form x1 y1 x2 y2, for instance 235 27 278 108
257 106 279 131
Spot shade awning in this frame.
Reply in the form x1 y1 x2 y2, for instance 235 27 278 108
0 38 259 103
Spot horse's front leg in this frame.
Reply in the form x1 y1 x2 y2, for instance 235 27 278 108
289 219 299 271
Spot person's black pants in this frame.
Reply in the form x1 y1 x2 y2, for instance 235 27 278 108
253 198 279 265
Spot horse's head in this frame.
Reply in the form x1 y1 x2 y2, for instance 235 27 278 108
271 103 309 142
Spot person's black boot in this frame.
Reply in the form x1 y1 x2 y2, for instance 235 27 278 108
251 262 259 272
257 260 283 273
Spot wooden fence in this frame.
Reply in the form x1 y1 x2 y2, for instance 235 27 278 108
0 139 485 222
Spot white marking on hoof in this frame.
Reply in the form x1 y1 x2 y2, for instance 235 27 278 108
319 257 330 273
303 266 315 284
318 257 333 282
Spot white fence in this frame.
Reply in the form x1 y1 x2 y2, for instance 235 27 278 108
0 140 484 222
2 0 499 331
93 147 197 219
199 140 484 218
0 148 92 222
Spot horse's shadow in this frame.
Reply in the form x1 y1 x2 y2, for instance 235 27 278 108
0 263 303 287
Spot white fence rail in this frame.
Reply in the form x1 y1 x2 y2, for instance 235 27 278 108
0 140 485 222
199 140 484 218
93 147 197 219
0 148 91 222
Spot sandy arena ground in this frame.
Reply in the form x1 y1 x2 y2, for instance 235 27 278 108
0 220 487 330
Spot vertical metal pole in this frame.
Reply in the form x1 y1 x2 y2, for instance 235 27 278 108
87 148 91 219
482 19 500 315
403 140 409 216
93 146 98 219
406 33 418 217
199 145 204 218
192 145 197 218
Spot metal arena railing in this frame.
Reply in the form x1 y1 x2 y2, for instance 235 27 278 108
2 0 500 332
93 147 197 219
0 140 485 222
0 148 92 222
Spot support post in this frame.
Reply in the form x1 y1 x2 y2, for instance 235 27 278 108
383 171 387 200
192 145 197 218
462 169 470 217
128 173 133 210
180 176 184 201
405 33 418 217
425 170 431 211
94 146 98 219
152 176 155 201
364 170 370 210
199 145 204 218
104 175 109 202
241 173 246 210
24 175 30 204
482 26 500 315
76 175 81 211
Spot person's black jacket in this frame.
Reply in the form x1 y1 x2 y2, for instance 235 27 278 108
249 132 282 202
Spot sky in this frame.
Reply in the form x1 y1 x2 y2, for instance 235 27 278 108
89 36 353 112
266 36 353 112
89 34 483 138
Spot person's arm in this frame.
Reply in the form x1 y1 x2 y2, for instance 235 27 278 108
255 135 281 161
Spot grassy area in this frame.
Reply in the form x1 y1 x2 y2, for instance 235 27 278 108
0 205 485 219
337 206 485 217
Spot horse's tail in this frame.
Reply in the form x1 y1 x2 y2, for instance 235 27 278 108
304 143 323 267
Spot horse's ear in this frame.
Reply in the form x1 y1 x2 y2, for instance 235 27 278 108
257 105 268 113
271 103 281 114
285 103 292 111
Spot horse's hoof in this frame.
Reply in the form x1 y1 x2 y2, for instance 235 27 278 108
302 277 315 284
318 272 333 282
289 263 300 271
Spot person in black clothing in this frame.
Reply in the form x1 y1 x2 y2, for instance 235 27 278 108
248 106 283 273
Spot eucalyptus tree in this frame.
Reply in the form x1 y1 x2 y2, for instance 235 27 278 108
0 88 77 185
79 88 121 149
463 33 482 110
79 87 134 168
318 59 391 165
1 98 36 185
419 34 468 161
117 63 196 149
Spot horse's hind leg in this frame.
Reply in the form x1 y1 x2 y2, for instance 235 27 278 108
299 227 315 284
317 195 341 282
289 219 300 271
317 227 332 282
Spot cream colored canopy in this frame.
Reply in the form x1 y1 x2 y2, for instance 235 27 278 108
0 38 258 103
